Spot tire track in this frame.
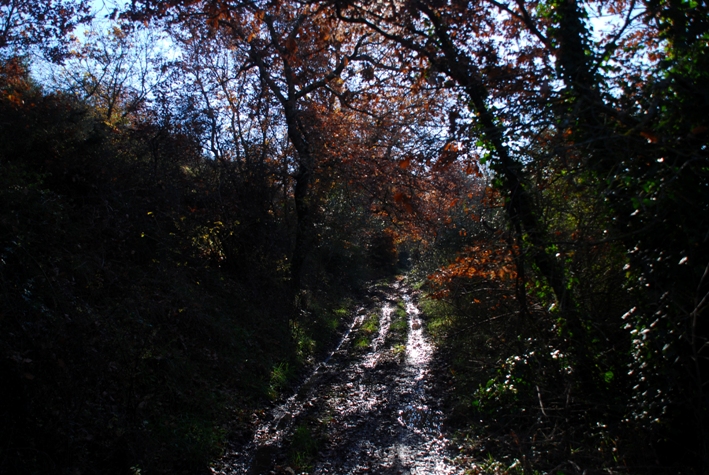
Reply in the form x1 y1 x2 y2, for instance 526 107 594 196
213 279 455 474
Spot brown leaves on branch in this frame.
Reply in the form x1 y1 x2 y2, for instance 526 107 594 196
428 241 518 300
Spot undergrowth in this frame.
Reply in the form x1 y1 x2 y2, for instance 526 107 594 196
419 278 650 475
0 71 361 475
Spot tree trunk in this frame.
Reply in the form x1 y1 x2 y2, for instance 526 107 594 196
284 101 315 294
421 3 596 388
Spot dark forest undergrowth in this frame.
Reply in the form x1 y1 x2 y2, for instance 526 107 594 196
2 0 709 467
0 63 383 475
418 273 693 475
1 68 705 474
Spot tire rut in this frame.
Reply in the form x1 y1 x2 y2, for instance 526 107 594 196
213 278 455 475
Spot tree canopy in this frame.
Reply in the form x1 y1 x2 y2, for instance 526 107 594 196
1 0 708 473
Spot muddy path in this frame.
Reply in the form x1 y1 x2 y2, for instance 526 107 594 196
213 278 456 475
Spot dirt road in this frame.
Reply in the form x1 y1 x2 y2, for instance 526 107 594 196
214 278 456 475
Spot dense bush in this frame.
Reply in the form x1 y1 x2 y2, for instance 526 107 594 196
0 60 370 474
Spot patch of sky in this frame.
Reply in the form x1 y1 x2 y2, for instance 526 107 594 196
32 0 180 91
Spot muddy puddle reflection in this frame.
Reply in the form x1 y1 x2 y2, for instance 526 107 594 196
213 279 455 475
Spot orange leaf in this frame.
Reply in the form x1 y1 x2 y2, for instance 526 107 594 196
640 130 659 143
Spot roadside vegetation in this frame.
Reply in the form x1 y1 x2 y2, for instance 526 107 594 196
0 61 389 474
2 0 708 473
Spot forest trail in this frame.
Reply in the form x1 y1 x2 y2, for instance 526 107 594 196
213 278 456 475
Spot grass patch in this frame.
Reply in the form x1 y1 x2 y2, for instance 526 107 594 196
353 312 379 350
267 362 295 400
293 296 355 365
353 335 371 349
386 299 409 352
287 423 323 472
390 318 408 333
291 320 317 362
418 297 455 342
361 312 380 334
333 307 349 318
395 299 408 319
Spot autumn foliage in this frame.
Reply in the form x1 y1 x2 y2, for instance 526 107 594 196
1 0 709 473
428 242 518 299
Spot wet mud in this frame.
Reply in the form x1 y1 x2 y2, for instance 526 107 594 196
213 279 456 475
